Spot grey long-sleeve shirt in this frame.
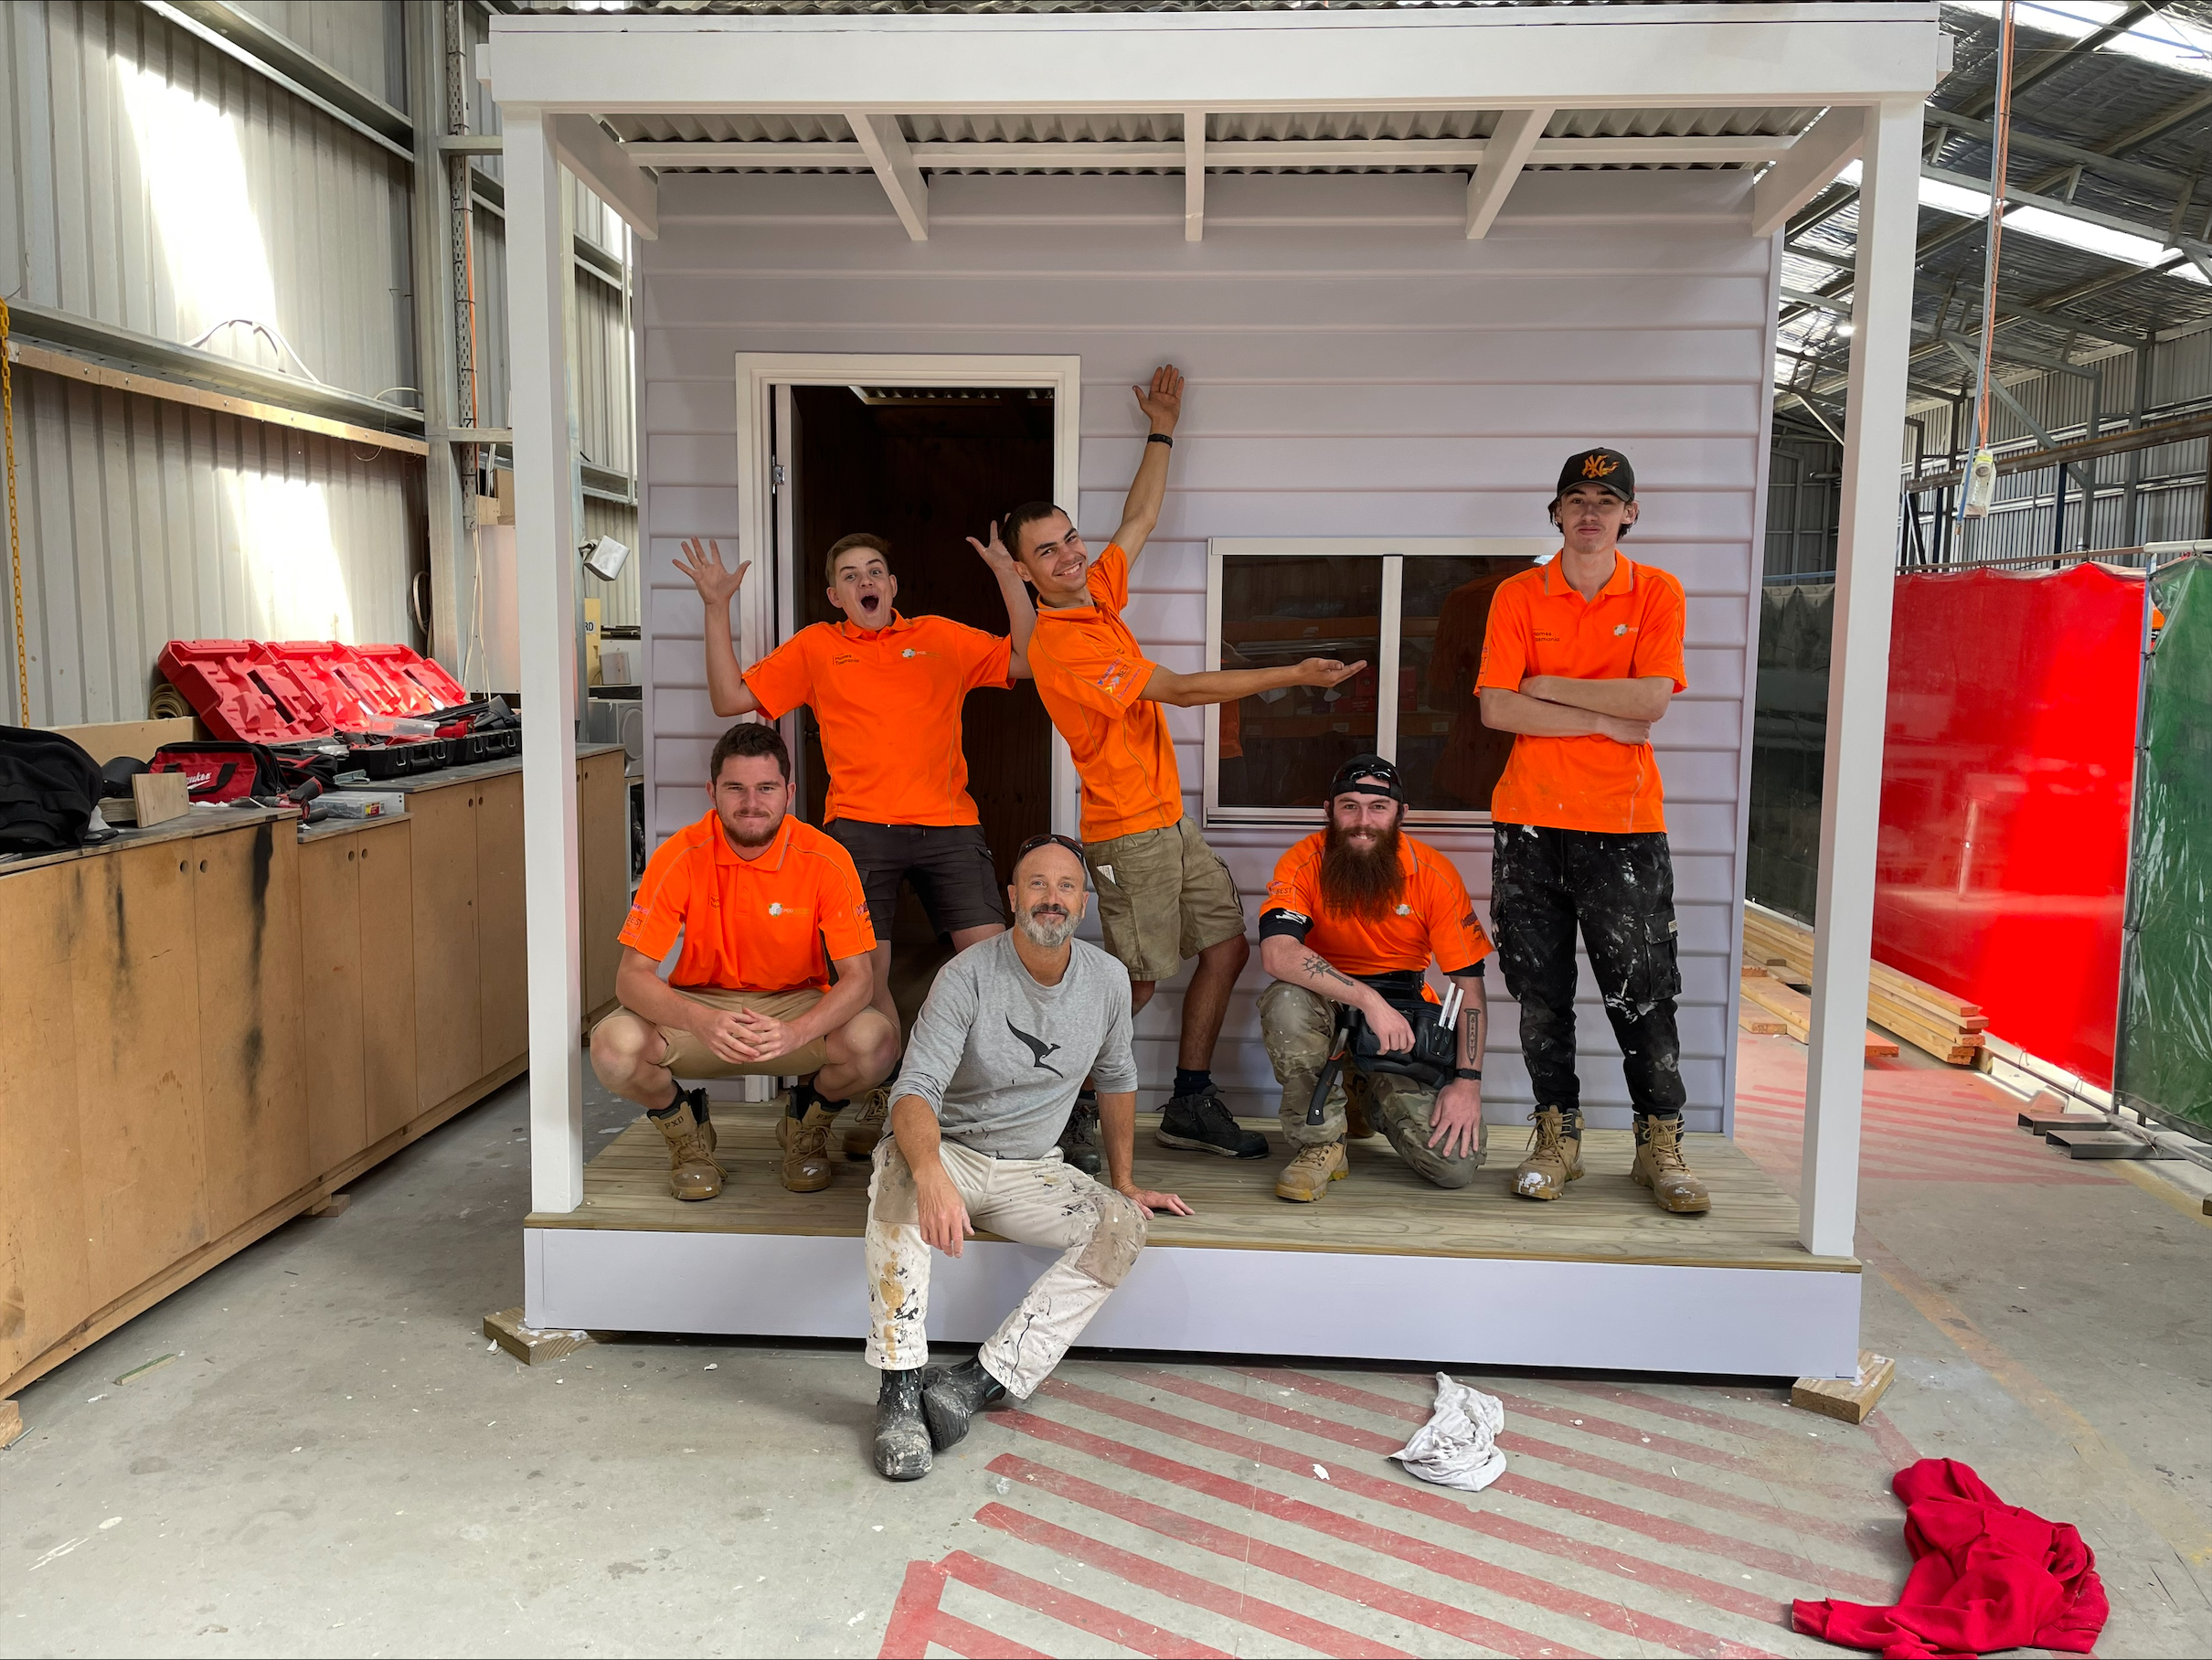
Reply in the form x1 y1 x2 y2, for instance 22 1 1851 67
890 931 1137 1159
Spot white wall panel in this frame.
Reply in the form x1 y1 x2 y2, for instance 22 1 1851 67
637 167 1771 1130
229 1 406 109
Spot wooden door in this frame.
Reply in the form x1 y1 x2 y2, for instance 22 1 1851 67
409 782 482 1110
475 771 528 1070
298 837 367 1176
194 820 308 1237
0 865 93 1382
357 821 420 1143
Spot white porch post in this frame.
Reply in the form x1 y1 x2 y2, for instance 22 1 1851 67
1800 97 1918 1260
506 109 587 1217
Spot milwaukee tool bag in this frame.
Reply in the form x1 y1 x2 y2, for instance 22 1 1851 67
150 740 288 804
0 726 105 852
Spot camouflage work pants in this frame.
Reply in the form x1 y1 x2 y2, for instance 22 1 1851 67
1257 981 1485 1188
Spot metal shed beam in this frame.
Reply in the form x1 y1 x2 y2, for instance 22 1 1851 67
1955 0 2175 121
141 0 414 162
620 133 1797 171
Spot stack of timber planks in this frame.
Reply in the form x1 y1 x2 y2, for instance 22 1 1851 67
1742 902 1987 1066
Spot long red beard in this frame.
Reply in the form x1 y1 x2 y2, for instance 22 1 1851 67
1320 818 1406 922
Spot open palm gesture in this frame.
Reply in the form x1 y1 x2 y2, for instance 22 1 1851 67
675 537 748 609
1134 364 1184 433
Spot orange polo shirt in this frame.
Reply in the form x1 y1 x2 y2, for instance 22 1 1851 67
1263 832 1494 982
742 612 1015 827
1027 544 1184 844
1476 553 1687 835
618 811 877 993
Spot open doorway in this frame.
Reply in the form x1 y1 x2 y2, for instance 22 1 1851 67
777 383 1056 1025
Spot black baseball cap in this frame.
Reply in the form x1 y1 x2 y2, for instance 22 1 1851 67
1552 447 1635 505
1328 754 1405 803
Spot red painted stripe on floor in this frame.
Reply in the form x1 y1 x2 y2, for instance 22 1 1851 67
1189 1370 1882 1555
1548 1382 1816 1446
1862 1411 1921 1474
879 1560 950 1660
1002 1410 1790 1645
929 1608 1052 1660
995 1454 1607 1660
1040 1378 1893 1608
940 1550 1229 1660
1484 1389 1870 1499
976 1502 1416 1660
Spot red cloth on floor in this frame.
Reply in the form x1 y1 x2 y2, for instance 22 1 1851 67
1792 1458 2108 1659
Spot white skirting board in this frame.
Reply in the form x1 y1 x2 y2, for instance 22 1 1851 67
524 1229 1862 1379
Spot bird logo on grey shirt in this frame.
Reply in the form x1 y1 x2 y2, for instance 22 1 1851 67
1005 1017 1064 1078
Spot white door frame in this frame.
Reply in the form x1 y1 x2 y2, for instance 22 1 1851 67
732 353 1084 836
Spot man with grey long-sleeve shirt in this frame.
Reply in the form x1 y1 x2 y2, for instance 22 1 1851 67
866 834 1193 1482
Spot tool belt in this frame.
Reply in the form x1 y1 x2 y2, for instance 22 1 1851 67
1305 970 1463 1124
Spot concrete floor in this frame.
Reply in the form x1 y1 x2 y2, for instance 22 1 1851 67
5 1038 2209 1658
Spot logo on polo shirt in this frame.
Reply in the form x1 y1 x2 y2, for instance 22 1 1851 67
1614 623 1632 637
1095 658 1132 696
834 654 860 665
768 902 784 916
1395 903 1411 916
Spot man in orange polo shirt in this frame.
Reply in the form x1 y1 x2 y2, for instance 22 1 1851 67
675 531 1034 1160
996 365 1366 1160
1477 448 1707 1215
1258 756 1494 1201
589 722 899 1197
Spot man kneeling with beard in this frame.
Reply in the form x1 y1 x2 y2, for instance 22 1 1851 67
866 833 1193 1481
1257 756 1495 1202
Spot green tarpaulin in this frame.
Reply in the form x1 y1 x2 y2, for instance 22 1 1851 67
2116 555 2212 1133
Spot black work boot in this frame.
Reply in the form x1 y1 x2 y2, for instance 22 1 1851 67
920 1357 1009 1452
873 1367 931 1481
1058 1090 1104 1176
1156 1086 1267 1159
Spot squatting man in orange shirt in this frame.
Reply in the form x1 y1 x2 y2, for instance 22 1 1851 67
866 834 1191 1482
1257 756 1495 1202
991 365 1366 1162
1477 448 1707 1214
675 528 1035 1165
587 722 900 1199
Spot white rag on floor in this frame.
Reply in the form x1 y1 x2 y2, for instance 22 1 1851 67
1387 1373 1508 1492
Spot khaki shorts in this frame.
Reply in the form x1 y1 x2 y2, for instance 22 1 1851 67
1082 815 1247 984
598 986 828 1079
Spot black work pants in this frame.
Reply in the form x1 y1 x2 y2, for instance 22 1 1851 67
1490 823 1686 1122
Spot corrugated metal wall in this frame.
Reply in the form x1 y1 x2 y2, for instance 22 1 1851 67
0 0 637 724
638 168 1772 1130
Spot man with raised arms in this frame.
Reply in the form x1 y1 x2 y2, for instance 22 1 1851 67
675 530 1036 1165
1477 448 1707 1215
865 833 1190 1482
997 365 1365 1161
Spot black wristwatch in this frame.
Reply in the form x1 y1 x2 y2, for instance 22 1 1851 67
1146 432 1174 448
1453 1067 1483 1081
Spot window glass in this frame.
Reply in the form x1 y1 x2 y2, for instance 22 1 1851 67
1394 556 1529 813
1219 556 1385 811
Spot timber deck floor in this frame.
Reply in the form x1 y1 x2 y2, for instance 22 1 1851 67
530 1113 1857 1273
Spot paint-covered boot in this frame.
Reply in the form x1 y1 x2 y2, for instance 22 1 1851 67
920 1357 1009 1452
873 1367 931 1481
1058 1090 1104 1176
845 1085 891 1161
1510 1106 1583 1201
649 1086 722 1201
1632 1113 1711 1214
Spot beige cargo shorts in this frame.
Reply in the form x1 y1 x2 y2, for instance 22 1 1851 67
598 985 829 1079
1082 814 1248 984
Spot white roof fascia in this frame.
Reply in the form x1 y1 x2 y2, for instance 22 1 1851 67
482 5 1944 117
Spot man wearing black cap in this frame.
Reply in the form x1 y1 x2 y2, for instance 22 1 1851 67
1476 449 1708 1215
1255 756 1495 1202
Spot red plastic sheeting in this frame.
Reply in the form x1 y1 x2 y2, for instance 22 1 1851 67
1874 564 2142 1087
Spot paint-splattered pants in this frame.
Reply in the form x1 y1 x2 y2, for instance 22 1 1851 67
1490 824 1686 1122
864 1135 1146 1396
1258 981 1485 1186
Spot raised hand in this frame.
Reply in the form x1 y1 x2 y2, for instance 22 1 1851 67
967 520 1016 576
1134 364 1185 434
675 537 749 609
1296 657 1367 689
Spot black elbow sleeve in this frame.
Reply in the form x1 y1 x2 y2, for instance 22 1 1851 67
1258 908 1313 945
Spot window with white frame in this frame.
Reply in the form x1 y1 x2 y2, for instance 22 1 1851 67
1204 538 1557 825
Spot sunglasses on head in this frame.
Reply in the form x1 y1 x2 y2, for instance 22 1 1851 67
1016 832 1087 864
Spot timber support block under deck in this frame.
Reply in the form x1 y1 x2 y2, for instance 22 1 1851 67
1791 1350 1897 1424
484 1305 602 1366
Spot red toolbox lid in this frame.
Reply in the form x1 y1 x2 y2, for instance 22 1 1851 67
346 644 470 713
155 640 334 743
260 642 390 732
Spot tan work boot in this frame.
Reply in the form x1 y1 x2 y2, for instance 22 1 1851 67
1510 1106 1583 1201
844 1086 890 1161
1632 1114 1711 1214
777 1102 838 1193
1343 1071 1375 1141
654 1088 723 1201
1275 1141 1349 1202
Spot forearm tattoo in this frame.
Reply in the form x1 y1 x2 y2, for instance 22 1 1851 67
1300 952 1360 995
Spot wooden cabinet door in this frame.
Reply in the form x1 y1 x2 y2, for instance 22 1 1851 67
80 844 208 1308
298 837 367 1176
409 783 482 1110
475 771 528 1070
357 822 420 1143
0 865 93 1383
578 754 627 1017
194 820 308 1237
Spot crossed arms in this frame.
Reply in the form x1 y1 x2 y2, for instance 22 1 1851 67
1479 675 1674 743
